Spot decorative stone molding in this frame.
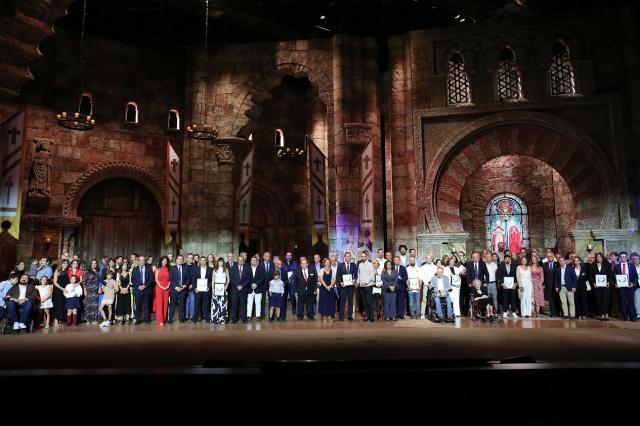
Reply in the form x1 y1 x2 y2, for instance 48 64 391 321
417 232 469 258
591 229 634 240
62 161 164 221
214 144 236 165
21 214 82 227
344 123 373 146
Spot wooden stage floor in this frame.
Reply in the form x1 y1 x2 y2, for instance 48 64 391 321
2 315 640 369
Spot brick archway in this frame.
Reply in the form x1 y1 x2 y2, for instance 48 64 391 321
426 111 614 234
62 161 165 223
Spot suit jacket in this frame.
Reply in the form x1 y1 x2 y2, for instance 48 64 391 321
169 264 188 292
280 260 298 289
555 265 577 291
588 262 611 284
230 263 251 293
542 260 558 289
294 267 317 295
391 264 408 289
336 262 358 285
131 265 154 294
429 275 451 295
465 260 490 284
248 264 266 293
7 283 37 301
497 262 518 285
185 263 199 288
258 261 275 291
613 262 639 286
192 265 213 292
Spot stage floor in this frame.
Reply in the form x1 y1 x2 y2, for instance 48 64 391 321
2 315 640 369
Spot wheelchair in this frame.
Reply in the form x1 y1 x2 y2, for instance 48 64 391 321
427 287 454 323
1 303 36 335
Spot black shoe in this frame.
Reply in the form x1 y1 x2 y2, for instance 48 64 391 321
256 318 261 322
242 319 248 324
232 320 238 324
347 317 353 321
369 318 375 323
167 320 174 324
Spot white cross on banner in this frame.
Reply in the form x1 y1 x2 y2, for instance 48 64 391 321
308 141 328 254
165 140 181 245
0 110 27 239
238 147 255 230
359 142 374 253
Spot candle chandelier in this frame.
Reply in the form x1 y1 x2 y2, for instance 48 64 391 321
276 135 308 160
186 0 219 142
56 0 95 131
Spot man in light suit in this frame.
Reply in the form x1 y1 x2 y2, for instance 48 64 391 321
554 256 577 319
613 251 638 321
337 252 358 321
192 256 212 323
429 266 453 323
132 255 154 324
168 255 188 323
294 257 317 320
230 256 250 323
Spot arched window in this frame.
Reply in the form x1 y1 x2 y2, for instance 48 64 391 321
124 102 139 123
549 40 576 96
79 92 93 116
167 109 180 130
496 47 522 101
447 52 471 105
274 128 285 147
485 193 529 254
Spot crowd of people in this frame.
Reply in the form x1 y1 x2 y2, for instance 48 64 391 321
1 243 639 332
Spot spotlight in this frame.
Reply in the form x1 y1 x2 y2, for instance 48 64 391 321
454 14 460 19
320 14 325 20
460 17 466 22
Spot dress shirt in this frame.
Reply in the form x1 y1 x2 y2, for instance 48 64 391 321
264 261 270 274
418 262 437 286
18 284 27 299
269 279 284 294
436 277 444 293
561 266 566 285
357 260 374 286
0 280 12 306
200 266 207 279
406 265 420 291
487 262 498 282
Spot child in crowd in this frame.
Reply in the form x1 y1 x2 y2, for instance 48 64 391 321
36 276 53 329
64 275 82 326
268 270 284 322
100 270 117 327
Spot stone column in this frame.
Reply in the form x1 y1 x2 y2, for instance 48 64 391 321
568 229 596 258
591 229 635 254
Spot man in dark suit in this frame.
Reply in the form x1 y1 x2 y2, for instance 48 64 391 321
554 256 577 319
543 249 560 316
337 252 358 321
247 256 265 321
230 255 250 323
497 254 518 318
613 251 638 321
392 256 408 319
258 251 275 320
132 255 154 324
280 252 298 320
464 251 490 316
192 257 212 323
294 257 317 320
168 254 188 323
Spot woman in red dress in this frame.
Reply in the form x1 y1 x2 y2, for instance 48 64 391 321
154 256 170 325
68 259 84 282
531 258 545 317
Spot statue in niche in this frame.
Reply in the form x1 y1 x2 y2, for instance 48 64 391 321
27 141 52 198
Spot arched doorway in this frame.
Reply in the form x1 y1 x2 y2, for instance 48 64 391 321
77 178 162 262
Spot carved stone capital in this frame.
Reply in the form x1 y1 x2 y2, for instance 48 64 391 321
344 123 373 146
214 144 236 164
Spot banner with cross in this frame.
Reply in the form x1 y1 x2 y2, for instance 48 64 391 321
0 109 28 239
358 142 374 254
308 141 328 255
238 146 255 233
165 140 181 247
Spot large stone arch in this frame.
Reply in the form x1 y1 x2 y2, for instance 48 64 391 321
62 161 165 223
424 111 615 234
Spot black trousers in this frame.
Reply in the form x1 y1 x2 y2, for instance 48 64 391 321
133 288 152 322
169 290 187 321
296 293 315 319
231 291 247 321
338 286 354 320
594 287 611 316
280 284 289 320
503 288 517 312
192 291 211 322
575 281 589 317
359 286 374 320
544 281 560 316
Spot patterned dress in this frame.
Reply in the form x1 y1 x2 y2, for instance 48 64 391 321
531 266 545 306
82 270 100 323
210 268 228 324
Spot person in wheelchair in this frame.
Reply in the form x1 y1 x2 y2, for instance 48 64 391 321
0 273 19 326
429 266 454 323
471 279 496 322
6 273 37 331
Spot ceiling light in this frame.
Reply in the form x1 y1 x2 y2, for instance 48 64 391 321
460 17 466 22
454 14 460 19
320 15 325 20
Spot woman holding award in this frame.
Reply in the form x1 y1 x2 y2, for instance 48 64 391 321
210 257 230 324
589 252 611 321
372 259 384 320
443 256 465 318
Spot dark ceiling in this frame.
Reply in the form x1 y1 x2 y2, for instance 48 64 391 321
54 0 632 50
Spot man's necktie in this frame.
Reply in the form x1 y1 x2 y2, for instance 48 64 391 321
474 263 478 279
623 263 627 275
304 269 308 281
239 266 243 278
178 266 182 284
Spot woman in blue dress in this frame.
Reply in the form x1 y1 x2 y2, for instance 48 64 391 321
318 258 336 320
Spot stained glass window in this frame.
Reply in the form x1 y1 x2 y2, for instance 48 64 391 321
550 40 576 96
497 47 522 101
447 52 470 105
485 193 529 254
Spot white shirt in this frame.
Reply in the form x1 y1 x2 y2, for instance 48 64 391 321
18 284 27 299
418 262 437 287
486 261 498 282
437 277 444 292
406 264 420 291
560 266 566 285
200 266 207 279
399 255 408 267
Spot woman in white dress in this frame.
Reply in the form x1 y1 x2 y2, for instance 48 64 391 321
517 257 533 318
210 257 230 324
443 257 466 317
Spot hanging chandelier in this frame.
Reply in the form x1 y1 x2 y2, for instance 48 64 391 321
186 0 219 142
56 0 94 131
276 135 308 160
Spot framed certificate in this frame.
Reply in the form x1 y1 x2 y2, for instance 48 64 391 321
615 274 629 288
503 277 515 289
342 274 353 286
214 284 225 296
595 274 608 288
450 276 461 287
372 287 382 295
374 275 382 284
409 278 419 291
197 278 209 292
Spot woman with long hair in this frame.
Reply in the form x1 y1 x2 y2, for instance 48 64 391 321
81 259 100 324
154 256 170 325
517 257 533 318
443 256 465 318
318 258 336 320
589 252 611 321
52 259 69 327
530 258 544 317
115 262 133 324
573 256 589 320
210 257 230 324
